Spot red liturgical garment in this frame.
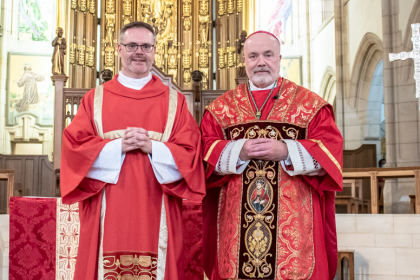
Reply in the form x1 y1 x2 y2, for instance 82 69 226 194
60 75 206 280
201 78 343 280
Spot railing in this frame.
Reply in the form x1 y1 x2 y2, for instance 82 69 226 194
343 167 420 214
63 88 87 129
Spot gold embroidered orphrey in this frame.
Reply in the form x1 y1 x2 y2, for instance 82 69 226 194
242 159 277 277
103 253 158 280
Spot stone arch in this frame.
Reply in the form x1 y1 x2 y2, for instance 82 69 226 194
319 66 336 105
348 32 384 111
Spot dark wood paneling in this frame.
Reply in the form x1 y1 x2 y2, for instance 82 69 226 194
343 144 377 168
0 154 55 214
343 144 378 201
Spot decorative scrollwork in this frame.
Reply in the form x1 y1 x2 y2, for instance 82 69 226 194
199 48 209 68
71 0 77 10
69 43 77 64
218 47 226 69
77 44 86 65
227 46 236 68
168 46 178 79
230 127 244 140
183 0 192 17
182 49 192 69
227 0 234 14
283 126 299 140
123 0 132 26
218 0 225 16
104 46 115 67
86 46 95 67
80 0 87 12
245 125 283 140
89 0 95 14
106 0 115 13
199 0 209 15
183 17 191 31
237 0 243 12
183 70 191 85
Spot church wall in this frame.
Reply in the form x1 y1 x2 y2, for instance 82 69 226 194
0 0 55 159
336 214 420 278
399 0 417 40
347 0 383 72
311 18 336 96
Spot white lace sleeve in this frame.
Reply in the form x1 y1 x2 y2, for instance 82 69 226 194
280 139 326 176
214 139 250 175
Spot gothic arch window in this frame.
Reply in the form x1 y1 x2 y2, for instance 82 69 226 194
319 66 336 105
348 32 384 110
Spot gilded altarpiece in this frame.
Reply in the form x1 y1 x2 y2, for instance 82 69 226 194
65 0 254 90
97 0 214 90
216 0 244 90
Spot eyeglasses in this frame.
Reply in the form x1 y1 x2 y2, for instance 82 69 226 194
121 44 155 53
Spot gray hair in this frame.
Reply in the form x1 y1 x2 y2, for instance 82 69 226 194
119 21 157 44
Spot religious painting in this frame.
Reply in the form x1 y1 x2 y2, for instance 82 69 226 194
280 56 302 85
19 0 55 42
7 53 54 126
249 178 272 213
255 0 293 45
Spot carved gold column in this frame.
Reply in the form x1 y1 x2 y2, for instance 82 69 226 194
101 0 118 76
68 0 98 88
242 0 255 34
216 0 244 89
122 0 134 26
197 0 211 90
181 0 192 88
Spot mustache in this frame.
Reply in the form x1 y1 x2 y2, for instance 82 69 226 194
130 55 147 60
253 67 271 73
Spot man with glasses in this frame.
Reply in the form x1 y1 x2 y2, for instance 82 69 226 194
60 21 205 280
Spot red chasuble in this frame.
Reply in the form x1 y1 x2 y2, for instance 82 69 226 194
201 78 343 280
60 75 206 280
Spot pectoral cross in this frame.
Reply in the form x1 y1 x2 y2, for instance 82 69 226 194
389 23 420 99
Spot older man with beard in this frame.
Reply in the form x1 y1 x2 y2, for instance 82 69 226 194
201 31 343 280
60 21 205 279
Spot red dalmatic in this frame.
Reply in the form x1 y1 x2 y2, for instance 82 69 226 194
60 75 206 280
201 78 343 280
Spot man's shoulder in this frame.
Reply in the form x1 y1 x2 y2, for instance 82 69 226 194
283 79 328 107
80 87 97 104
206 88 236 112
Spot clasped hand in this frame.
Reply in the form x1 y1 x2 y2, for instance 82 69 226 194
239 138 288 162
121 127 152 154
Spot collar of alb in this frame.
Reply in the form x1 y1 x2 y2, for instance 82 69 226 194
117 71 152 90
249 80 276 91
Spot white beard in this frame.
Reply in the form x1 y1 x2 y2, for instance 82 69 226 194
251 73 276 88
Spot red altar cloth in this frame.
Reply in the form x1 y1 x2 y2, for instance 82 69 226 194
9 197 80 280
9 197 204 280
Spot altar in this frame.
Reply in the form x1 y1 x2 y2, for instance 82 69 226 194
6 197 204 280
